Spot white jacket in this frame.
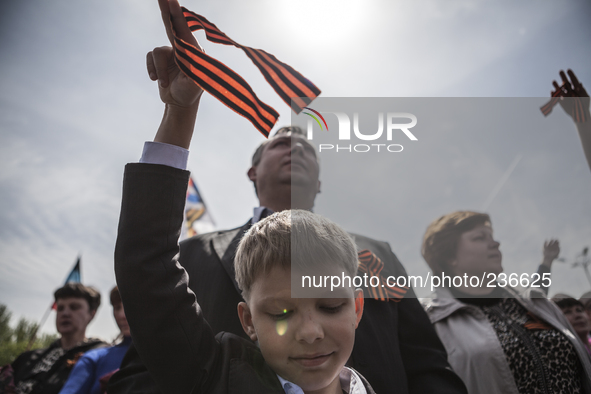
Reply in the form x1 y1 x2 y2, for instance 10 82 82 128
423 287 591 394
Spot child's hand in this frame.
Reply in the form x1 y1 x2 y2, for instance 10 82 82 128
147 0 203 108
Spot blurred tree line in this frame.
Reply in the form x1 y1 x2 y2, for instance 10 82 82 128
0 304 58 366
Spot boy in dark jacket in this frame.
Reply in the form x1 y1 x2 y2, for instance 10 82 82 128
115 166 373 393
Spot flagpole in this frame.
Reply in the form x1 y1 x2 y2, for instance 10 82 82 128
26 254 82 351
26 302 54 351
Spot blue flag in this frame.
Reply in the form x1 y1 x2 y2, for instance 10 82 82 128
52 256 82 310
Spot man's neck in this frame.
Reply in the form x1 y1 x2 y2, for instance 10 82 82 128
60 333 86 350
258 192 315 213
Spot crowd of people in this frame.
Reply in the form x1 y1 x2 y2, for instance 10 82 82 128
1 285 131 394
1 0 590 393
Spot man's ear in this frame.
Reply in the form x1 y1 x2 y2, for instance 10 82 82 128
317 179 321 194
247 166 257 182
237 302 258 341
89 309 97 322
353 289 364 329
447 258 457 268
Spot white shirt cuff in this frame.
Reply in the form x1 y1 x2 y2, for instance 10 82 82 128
139 141 189 170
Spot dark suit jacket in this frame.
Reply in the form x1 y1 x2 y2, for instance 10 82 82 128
110 163 466 394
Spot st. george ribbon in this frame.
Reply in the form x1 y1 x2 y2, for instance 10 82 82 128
171 7 322 138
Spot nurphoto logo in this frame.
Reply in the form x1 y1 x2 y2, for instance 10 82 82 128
303 108 418 153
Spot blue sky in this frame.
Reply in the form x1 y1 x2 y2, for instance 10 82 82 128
1 0 590 340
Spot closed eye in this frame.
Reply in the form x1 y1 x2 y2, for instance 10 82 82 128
270 310 292 320
320 304 344 314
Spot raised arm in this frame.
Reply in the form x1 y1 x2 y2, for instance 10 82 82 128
551 69 591 174
116 163 221 394
541 239 560 270
114 2 218 393
536 239 560 296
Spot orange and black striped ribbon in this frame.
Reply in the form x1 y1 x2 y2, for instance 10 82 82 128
523 312 552 331
171 8 321 138
540 89 561 117
357 249 408 302
540 89 588 122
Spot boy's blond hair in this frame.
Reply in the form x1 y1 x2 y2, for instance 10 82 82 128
235 210 358 300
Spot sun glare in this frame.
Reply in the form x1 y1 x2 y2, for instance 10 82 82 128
276 320 288 336
273 0 369 46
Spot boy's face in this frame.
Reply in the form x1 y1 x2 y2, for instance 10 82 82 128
238 266 363 393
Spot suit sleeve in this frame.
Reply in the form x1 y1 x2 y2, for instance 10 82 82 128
397 292 468 394
384 246 468 394
106 343 161 394
114 163 219 394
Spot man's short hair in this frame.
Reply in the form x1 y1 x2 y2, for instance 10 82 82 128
250 125 308 167
110 286 121 306
552 294 583 310
421 211 491 276
235 209 358 300
54 283 101 312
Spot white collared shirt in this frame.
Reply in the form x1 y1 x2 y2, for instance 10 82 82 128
140 141 189 169
277 367 368 394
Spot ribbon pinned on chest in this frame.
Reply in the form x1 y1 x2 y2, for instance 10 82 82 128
357 249 409 302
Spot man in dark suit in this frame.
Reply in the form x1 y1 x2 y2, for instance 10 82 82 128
109 1 467 393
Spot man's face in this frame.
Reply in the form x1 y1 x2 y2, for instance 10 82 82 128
238 266 363 392
248 133 320 202
55 297 94 338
